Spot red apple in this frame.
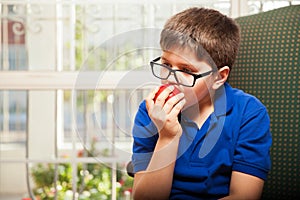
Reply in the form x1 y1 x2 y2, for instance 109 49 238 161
153 84 181 103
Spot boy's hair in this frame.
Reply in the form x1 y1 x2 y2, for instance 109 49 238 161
160 7 240 69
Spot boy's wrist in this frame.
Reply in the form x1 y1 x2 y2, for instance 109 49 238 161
157 131 181 146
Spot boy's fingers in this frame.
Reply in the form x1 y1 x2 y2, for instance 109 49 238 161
162 92 184 114
154 85 174 107
169 98 186 119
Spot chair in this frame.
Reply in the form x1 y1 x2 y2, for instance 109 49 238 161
231 5 300 200
126 160 134 177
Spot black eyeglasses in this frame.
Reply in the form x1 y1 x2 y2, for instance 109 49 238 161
150 57 217 87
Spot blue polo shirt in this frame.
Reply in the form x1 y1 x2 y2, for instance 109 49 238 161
131 83 272 199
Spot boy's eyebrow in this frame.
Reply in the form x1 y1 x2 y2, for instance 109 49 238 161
161 56 198 71
160 56 168 62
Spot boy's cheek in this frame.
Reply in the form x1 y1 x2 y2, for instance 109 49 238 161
182 89 201 107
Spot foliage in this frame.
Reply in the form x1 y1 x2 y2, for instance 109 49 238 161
30 140 133 200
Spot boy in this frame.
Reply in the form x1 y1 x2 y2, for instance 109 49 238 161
131 7 272 200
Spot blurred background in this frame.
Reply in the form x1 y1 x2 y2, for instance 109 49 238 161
1 0 299 199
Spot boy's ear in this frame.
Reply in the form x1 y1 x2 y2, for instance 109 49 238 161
212 66 230 90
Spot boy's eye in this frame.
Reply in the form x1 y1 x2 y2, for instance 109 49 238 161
161 61 194 73
181 67 193 73
162 62 172 68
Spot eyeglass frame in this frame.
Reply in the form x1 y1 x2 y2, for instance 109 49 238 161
150 57 218 87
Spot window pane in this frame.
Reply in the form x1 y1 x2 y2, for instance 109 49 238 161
0 91 27 144
1 4 28 71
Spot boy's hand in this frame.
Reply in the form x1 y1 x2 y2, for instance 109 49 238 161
146 84 186 140
153 84 181 103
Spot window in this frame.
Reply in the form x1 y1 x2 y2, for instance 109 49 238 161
1 0 298 199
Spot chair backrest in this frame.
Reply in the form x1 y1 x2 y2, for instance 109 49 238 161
230 5 300 199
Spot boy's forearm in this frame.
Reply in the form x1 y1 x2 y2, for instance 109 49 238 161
147 135 180 172
133 135 180 200
219 171 264 200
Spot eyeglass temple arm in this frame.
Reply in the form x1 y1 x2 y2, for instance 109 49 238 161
194 69 217 79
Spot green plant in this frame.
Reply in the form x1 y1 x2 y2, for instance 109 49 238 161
31 139 133 200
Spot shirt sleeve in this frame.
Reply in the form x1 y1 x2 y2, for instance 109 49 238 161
232 98 272 180
131 100 159 173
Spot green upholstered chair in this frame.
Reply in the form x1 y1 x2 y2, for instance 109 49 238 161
231 5 300 200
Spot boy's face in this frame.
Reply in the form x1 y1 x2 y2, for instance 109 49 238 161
160 48 217 109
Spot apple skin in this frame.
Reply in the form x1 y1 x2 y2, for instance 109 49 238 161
153 84 181 103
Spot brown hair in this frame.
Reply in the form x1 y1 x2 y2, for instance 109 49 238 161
160 7 240 69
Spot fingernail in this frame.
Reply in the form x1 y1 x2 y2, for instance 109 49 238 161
178 93 184 98
168 85 174 90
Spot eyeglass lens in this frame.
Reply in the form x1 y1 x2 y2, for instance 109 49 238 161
151 63 194 86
